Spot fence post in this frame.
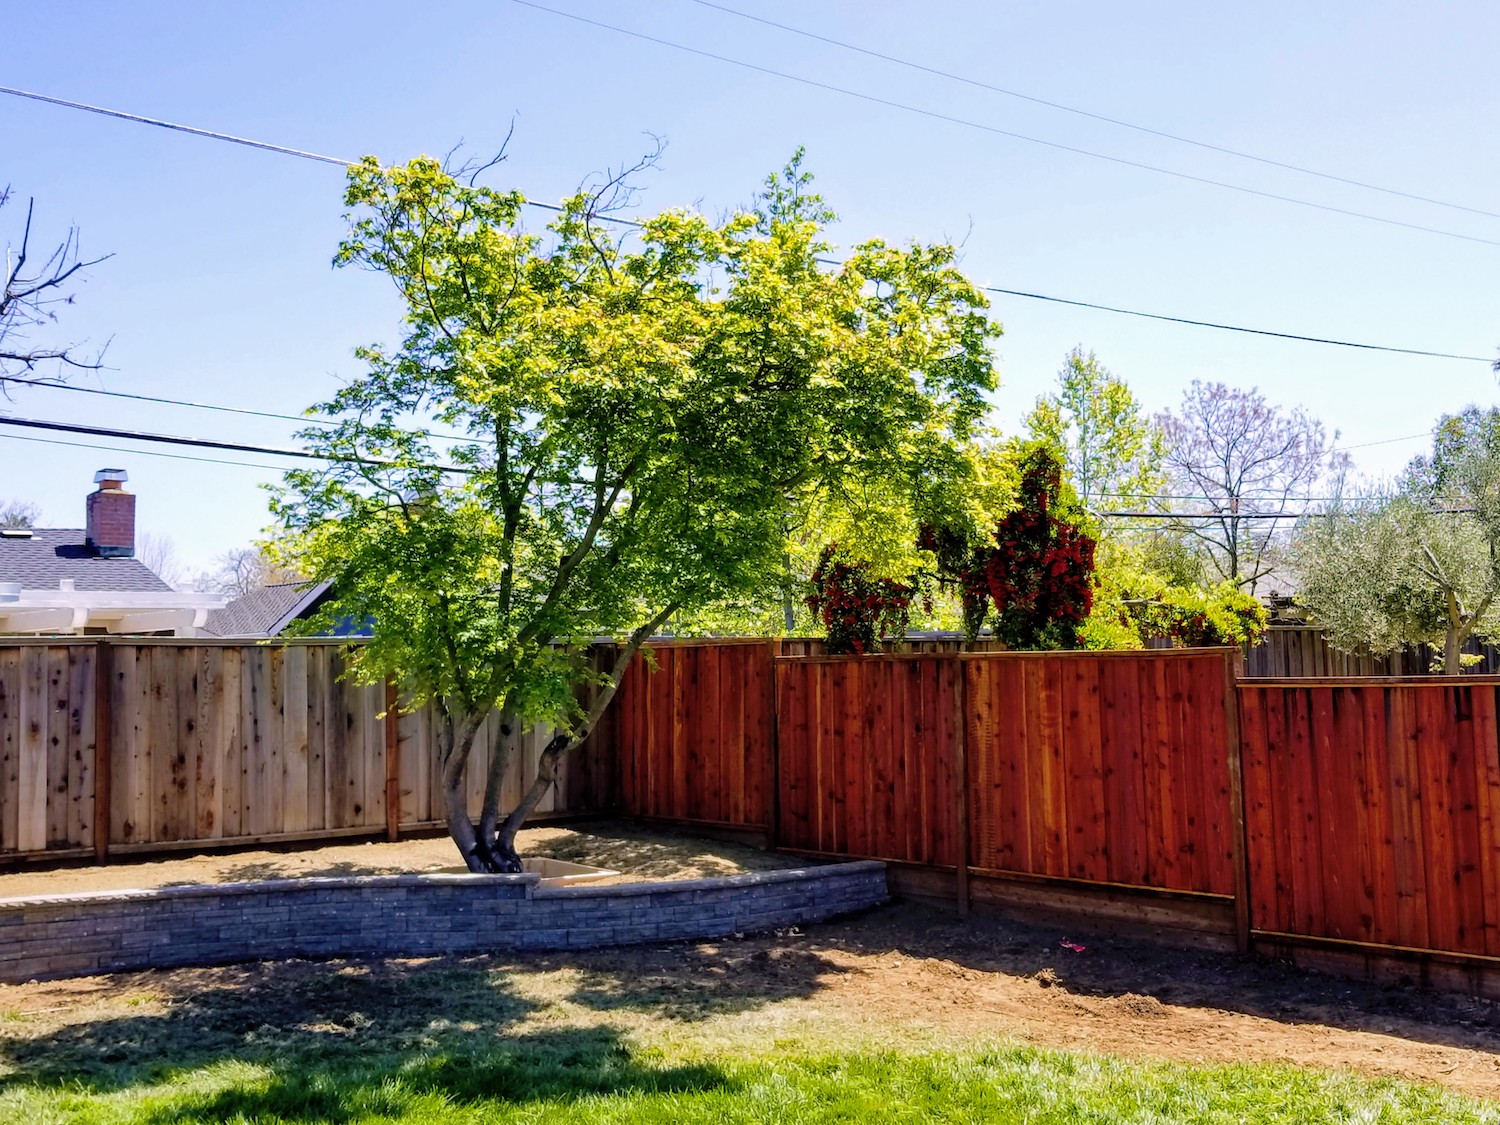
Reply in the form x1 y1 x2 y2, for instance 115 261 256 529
92 640 112 864
767 638 782 851
952 653 970 917
384 678 400 843
1223 647 1251 954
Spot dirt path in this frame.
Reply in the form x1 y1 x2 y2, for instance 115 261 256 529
0 820 803 898
1 899 1496 1099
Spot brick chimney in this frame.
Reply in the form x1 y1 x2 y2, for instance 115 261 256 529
85 469 136 558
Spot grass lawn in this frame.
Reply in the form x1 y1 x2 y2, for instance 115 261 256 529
2 946 1495 1125
3 1041 1496 1124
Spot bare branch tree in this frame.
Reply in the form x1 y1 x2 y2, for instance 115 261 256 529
1157 381 1349 593
136 532 185 589
0 500 39 529
1 187 112 387
192 545 301 598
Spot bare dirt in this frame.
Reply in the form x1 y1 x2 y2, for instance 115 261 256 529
0 820 802 898
1 880 1499 1099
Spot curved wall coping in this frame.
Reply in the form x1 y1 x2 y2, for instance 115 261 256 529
0 860 890 983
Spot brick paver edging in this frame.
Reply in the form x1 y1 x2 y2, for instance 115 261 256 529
0 860 889 982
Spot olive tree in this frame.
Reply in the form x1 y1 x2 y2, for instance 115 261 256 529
274 152 998 871
1290 407 1500 671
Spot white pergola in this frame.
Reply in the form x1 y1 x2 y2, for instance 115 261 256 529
0 583 226 635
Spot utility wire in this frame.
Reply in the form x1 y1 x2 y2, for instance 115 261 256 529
690 0 1500 222
979 288 1493 362
2 84 1489 363
0 84 638 229
0 430 287 472
0 416 474 474
0 375 477 444
509 0 1500 249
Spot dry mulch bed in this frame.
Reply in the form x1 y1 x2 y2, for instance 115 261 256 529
0 819 801 898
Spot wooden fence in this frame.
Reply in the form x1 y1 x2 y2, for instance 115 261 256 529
11 633 1500 988
1243 625 1500 677
609 640 775 830
1239 679 1500 962
611 643 1500 985
0 638 602 862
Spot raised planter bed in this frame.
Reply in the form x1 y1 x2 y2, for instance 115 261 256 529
0 860 889 983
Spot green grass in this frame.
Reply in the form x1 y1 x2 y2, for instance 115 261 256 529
0 1038 1493 1124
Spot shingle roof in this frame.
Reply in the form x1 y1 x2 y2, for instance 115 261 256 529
202 580 331 638
0 529 173 592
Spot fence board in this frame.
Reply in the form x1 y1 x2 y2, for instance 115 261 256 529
611 642 775 829
964 651 1237 897
1238 679 1500 959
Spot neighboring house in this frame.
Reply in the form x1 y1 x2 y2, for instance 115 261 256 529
0 469 224 635
202 579 369 639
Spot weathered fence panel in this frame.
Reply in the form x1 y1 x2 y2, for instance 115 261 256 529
1243 625 1500 677
964 650 1238 896
1239 679 1500 959
0 644 97 855
775 654 961 865
0 639 605 861
612 640 775 829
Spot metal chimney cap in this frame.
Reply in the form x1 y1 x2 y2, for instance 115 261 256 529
93 468 128 483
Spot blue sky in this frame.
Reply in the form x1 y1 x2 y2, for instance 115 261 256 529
3 1 1497 578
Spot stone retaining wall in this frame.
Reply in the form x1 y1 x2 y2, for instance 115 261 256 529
0 861 888 983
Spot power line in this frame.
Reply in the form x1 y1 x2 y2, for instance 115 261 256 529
690 0 1500 223
0 416 474 474
0 430 287 472
509 0 1500 249
2 84 1490 364
0 84 640 229
981 288 1493 363
0 375 477 444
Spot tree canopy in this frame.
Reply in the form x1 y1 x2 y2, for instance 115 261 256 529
274 150 1000 869
1157 380 1347 592
1026 347 1164 510
1291 406 1500 671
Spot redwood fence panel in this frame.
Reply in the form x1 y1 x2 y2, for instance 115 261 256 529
611 640 775 829
774 654 961 865
1239 679 1500 960
964 650 1238 897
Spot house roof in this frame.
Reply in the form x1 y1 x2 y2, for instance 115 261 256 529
0 529 173 592
202 580 332 638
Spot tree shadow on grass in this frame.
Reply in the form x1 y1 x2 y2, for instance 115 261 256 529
0 942 817 1114
134 1025 737 1125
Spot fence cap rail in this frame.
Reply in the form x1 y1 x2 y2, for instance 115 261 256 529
774 646 1240 664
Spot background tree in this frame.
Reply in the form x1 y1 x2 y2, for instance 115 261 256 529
0 500 38 529
1291 407 1500 671
1157 380 1348 592
1025 347 1165 510
1 188 110 384
275 151 999 872
136 533 185 589
191 544 301 598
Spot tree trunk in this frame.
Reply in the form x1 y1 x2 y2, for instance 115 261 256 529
437 701 493 872
1445 626 1463 675
474 711 521 872
491 732 571 868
